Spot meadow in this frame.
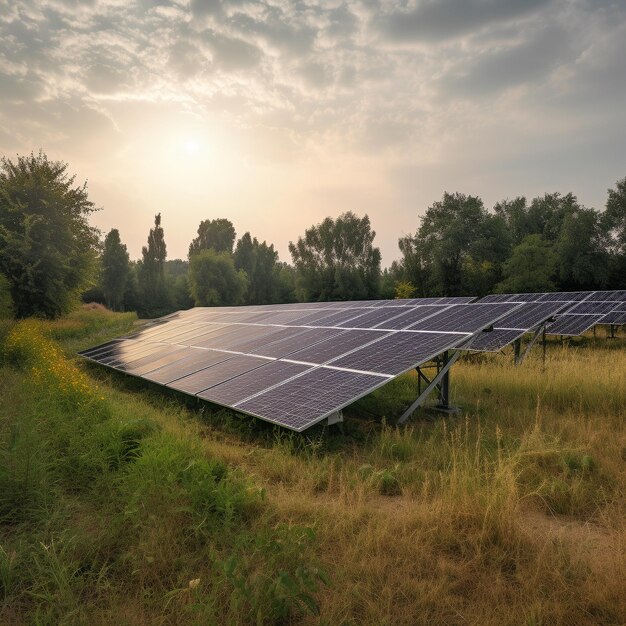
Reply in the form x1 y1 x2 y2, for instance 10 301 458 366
0 306 625 625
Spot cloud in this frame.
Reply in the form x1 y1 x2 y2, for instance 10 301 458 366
440 24 574 97
378 0 553 42
204 31 263 71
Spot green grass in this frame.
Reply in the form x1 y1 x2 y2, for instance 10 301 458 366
1 308 625 624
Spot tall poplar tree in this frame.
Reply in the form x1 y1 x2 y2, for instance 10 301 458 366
139 213 169 315
101 228 130 310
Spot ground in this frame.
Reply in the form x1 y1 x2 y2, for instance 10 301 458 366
0 307 625 625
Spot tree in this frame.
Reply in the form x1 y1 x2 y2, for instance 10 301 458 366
409 192 503 296
165 259 194 310
603 176 626 288
288 212 381 301
497 234 558 293
138 213 169 316
0 272 13 319
0 152 100 318
234 232 279 304
188 249 247 306
556 209 609 290
101 229 130 310
189 218 236 256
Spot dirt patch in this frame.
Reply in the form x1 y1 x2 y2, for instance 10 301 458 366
519 509 619 573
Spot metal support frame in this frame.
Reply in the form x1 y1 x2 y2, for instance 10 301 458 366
514 322 546 366
397 349 462 425
327 410 344 426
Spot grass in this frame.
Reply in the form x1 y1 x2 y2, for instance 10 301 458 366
1 307 625 624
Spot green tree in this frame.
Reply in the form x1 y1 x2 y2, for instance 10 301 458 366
410 192 504 296
603 177 626 288
164 259 194 310
189 218 236 256
0 272 13 319
101 229 130 311
497 234 558 293
138 213 170 316
0 152 100 318
188 249 247 306
273 262 297 303
394 281 416 299
495 193 581 246
234 232 279 304
288 212 381 301
556 209 609 290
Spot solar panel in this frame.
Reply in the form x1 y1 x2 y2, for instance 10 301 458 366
494 302 566 330
537 291 592 302
375 305 447 330
335 307 408 329
565 301 620 315
198 360 311 407
235 367 389 431
467 328 527 352
408 303 518 333
588 290 626 302
546 314 605 336
248 327 345 358
475 290 626 340
325 331 467 376
285 329 390 364
143 349 234 384
600 310 626 325
168 354 271 394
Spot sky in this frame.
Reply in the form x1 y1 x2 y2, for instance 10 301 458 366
1 0 625 265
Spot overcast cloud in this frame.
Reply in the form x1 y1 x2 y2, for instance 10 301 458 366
0 0 625 262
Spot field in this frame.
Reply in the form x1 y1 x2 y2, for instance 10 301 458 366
1 307 625 625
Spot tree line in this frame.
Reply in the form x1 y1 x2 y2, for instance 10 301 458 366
1 152 625 320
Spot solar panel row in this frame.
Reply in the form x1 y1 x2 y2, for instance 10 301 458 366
80 299 521 431
477 291 626 339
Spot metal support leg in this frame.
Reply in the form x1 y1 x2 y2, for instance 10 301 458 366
516 324 545 366
513 339 521 365
327 410 344 426
398 350 462 424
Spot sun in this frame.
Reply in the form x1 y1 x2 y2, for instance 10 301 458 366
183 138 200 155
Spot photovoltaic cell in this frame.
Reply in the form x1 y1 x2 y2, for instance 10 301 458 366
285 329 389 364
537 291 592 302
236 367 388 431
249 327 345 358
468 329 527 352
198 360 311 406
565 301 619 315
336 307 407 329
167 355 270 394
588 290 626 302
494 302 565 330
409 303 518 333
143 348 233 384
79 339 124 358
546 314 605 336
326 331 466 376
304 309 370 327
375 305 446 330
600 310 626 324
126 346 193 376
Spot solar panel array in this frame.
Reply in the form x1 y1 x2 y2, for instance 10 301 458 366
478 290 626 340
80 297 520 431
